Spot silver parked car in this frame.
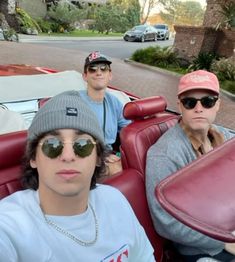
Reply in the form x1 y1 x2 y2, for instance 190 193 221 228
153 24 170 40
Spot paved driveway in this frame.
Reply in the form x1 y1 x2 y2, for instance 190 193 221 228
0 41 234 129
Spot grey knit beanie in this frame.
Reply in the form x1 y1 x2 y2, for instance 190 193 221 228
28 90 105 148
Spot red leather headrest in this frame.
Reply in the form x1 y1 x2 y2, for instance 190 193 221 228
124 96 167 120
156 137 235 242
0 130 27 168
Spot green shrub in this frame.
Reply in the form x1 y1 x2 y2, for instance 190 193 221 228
188 52 218 71
3 28 18 41
211 57 235 81
220 80 235 94
47 2 85 32
16 7 41 33
216 1 235 29
153 46 179 68
36 18 53 33
131 46 179 68
131 46 157 65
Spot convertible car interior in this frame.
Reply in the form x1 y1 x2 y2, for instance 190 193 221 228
0 69 132 128
1 85 234 261
0 95 180 261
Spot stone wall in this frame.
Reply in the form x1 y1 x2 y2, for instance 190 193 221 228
0 0 20 31
173 26 217 61
173 0 235 61
173 25 235 60
7 0 16 14
215 29 235 57
18 0 47 18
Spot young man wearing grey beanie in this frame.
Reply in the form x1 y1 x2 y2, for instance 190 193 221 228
0 90 155 262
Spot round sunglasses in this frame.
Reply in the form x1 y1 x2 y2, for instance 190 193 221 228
38 138 96 159
87 64 110 74
180 96 219 110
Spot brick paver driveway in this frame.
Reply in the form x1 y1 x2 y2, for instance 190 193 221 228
1 41 234 130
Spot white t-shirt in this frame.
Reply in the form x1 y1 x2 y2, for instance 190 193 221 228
0 185 155 262
0 108 26 135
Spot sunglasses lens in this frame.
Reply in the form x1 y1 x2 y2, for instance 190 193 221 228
40 138 95 158
181 98 197 109
181 96 218 109
201 96 218 108
41 138 63 159
88 64 109 73
87 66 97 73
99 64 109 72
73 139 95 158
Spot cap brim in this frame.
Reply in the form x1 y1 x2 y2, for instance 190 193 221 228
178 86 219 96
86 59 112 66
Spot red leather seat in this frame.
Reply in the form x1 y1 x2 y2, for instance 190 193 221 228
104 169 164 261
156 137 235 243
0 130 27 199
118 96 180 261
120 96 179 176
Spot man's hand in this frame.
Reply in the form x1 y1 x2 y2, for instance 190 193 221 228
105 154 122 176
225 243 235 255
106 154 121 163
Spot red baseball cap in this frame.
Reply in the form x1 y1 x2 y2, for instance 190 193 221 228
178 70 220 96
84 51 112 67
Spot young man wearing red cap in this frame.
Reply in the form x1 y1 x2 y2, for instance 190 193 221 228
81 51 131 175
146 70 235 261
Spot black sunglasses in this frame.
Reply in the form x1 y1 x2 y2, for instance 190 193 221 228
39 138 96 159
180 96 219 110
87 64 110 73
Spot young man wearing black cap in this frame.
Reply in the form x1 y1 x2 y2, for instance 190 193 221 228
146 70 235 261
0 90 155 261
81 51 131 175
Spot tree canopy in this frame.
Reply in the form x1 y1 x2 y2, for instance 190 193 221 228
159 0 205 28
92 0 140 33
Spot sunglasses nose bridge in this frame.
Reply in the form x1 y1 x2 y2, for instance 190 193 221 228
59 142 76 161
96 67 102 73
194 99 204 111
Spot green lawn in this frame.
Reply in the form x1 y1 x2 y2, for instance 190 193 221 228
41 29 122 37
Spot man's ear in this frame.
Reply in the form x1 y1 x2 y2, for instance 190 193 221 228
108 71 113 81
96 157 101 167
82 72 87 82
30 159 37 168
177 99 183 114
215 97 221 112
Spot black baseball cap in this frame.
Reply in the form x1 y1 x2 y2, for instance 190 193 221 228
84 51 112 67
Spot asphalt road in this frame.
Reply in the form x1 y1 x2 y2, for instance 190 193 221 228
1 38 235 130
19 36 174 60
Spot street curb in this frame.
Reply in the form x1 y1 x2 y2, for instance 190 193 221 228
124 58 182 78
18 34 122 42
221 89 235 101
124 59 235 102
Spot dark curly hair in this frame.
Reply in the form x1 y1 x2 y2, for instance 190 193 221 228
21 131 109 190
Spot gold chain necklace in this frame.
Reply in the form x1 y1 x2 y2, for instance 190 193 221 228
44 203 98 246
